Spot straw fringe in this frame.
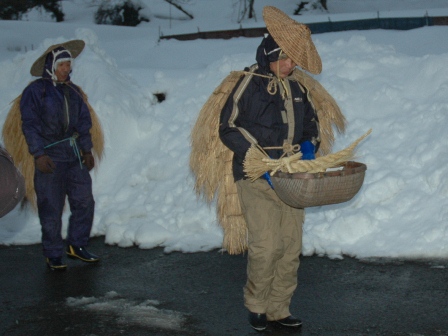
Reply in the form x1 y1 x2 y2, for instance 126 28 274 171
1 86 104 211
190 71 248 254
189 68 346 254
217 162 248 254
291 69 346 156
190 71 243 202
2 96 36 207
78 88 105 162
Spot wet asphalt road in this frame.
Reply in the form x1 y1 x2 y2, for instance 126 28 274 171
0 237 447 336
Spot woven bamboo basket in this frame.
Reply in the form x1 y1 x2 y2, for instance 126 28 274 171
270 161 366 208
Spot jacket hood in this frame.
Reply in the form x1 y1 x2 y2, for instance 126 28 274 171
43 46 72 81
255 34 282 72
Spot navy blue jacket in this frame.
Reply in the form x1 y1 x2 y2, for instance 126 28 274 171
20 78 93 162
219 65 319 181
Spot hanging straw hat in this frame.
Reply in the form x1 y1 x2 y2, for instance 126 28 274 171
263 6 322 74
30 39 85 77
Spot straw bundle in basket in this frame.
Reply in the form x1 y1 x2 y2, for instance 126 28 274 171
244 130 371 208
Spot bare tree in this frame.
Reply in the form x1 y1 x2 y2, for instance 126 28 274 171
295 0 328 15
164 0 194 19
247 0 255 19
236 0 256 23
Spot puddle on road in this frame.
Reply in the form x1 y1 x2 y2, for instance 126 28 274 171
66 291 186 331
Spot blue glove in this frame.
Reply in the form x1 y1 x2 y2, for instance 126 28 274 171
300 141 315 160
262 172 274 189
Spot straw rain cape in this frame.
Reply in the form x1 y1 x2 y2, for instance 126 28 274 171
190 68 346 255
1 85 104 210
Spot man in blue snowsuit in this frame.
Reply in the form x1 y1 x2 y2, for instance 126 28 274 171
20 40 99 271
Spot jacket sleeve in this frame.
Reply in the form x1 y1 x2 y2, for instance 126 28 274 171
20 82 46 158
72 85 93 153
301 91 320 151
219 82 253 163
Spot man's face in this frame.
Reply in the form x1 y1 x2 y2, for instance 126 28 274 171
54 61 71 82
269 56 296 79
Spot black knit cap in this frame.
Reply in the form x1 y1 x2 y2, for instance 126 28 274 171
255 34 282 70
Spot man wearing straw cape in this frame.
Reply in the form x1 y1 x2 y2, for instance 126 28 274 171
190 5 349 331
219 7 323 331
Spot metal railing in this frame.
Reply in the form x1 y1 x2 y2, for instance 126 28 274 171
159 15 448 41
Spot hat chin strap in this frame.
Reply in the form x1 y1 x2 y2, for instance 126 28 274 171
271 50 290 99
247 46 291 98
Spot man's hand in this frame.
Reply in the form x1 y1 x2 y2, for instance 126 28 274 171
83 152 95 171
35 155 55 173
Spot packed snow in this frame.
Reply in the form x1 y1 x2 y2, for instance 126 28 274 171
1 0 447 260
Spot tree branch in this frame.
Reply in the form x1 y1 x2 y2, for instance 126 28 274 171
163 0 194 19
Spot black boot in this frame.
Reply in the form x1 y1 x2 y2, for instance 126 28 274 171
46 257 67 271
275 315 302 327
66 245 100 263
249 312 267 331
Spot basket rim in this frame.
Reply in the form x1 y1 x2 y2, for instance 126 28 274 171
272 161 367 180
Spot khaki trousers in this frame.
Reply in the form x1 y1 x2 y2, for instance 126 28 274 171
237 178 304 321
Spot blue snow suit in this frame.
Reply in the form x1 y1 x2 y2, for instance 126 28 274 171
20 48 95 258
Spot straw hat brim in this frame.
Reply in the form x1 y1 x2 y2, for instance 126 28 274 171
263 6 322 75
30 39 85 77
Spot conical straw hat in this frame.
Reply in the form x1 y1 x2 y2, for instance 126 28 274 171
263 6 322 74
30 39 85 77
